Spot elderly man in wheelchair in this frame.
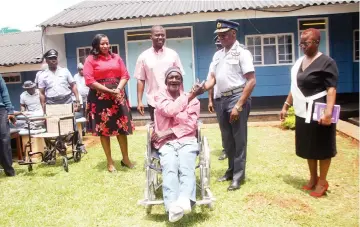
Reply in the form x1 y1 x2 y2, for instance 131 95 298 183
147 66 209 222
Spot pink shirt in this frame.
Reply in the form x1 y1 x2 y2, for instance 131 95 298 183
152 88 200 149
134 47 184 106
83 54 130 86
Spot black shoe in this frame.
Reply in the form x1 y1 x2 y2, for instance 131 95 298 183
82 131 86 137
227 180 240 191
217 175 232 182
218 152 227 160
5 170 15 177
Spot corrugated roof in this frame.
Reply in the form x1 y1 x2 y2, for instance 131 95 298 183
0 31 42 66
40 0 356 27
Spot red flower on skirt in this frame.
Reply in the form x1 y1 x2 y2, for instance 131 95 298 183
100 110 110 123
116 116 129 132
95 122 110 136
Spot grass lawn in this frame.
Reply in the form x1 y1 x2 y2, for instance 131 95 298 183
0 125 358 227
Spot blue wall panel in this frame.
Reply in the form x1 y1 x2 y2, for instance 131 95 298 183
7 71 37 110
64 12 359 100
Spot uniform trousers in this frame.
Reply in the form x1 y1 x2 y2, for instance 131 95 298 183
214 98 226 152
0 108 15 176
218 93 251 182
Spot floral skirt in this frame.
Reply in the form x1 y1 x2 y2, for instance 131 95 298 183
86 86 134 136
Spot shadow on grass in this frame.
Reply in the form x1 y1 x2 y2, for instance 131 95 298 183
95 160 139 172
281 174 307 191
145 211 210 227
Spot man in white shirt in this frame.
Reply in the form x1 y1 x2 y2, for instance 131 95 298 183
203 19 256 191
19 81 43 116
73 63 89 105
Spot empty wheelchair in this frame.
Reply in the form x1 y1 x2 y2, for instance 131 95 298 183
138 121 215 214
18 104 84 172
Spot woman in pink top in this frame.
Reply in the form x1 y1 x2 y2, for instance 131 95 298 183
151 66 203 222
83 34 134 172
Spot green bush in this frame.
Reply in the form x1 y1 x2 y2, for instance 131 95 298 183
281 106 295 130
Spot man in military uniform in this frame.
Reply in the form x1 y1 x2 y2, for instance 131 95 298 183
207 36 227 161
203 19 256 191
37 49 80 113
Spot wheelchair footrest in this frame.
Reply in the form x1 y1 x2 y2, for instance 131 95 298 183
195 199 214 205
18 160 35 165
138 199 164 206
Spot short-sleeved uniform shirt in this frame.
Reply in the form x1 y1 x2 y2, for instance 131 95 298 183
38 67 75 98
210 41 255 93
20 89 42 112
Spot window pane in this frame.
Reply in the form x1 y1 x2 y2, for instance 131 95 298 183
279 45 285 54
263 38 269 45
279 54 285 61
299 19 326 30
264 46 276 64
3 77 9 83
278 35 284 44
355 31 359 41
111 46 118 54
79 49 85 57
255 37 261 45
356 51 359 60
127 30 151 41
269 37 276 44
166 28 191 39
85 48 91 56
247 37 253 46
255 46 261 55
254 56 262 63
285 35 292 44
355 41 359 51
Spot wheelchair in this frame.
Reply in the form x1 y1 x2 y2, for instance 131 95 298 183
18 104 84 172
138 121 215 214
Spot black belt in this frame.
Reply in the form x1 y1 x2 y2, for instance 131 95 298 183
46 94 71 102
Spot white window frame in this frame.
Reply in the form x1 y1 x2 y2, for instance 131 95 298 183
1 72 21 84
297 17 329 57
245 33 295 67
354 29 359 62
76 44 120 64
124 26 195 105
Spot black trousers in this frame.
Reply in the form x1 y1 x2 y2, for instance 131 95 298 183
0 108 15 176
218 93 251 182
214 98 226 151
148 104 155 122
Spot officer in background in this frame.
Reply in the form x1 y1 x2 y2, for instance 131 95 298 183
207 36 227 161
37 49 80 113
203 19 256 191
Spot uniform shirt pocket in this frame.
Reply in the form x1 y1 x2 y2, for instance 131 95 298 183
226 59 239 65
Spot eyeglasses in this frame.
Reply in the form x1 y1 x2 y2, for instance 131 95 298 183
298 41 318 47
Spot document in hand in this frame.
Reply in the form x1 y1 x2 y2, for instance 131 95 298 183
313 102 340 123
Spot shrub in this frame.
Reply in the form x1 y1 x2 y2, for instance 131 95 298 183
281 106 295 130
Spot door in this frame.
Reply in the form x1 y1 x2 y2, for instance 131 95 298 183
125 27 195 107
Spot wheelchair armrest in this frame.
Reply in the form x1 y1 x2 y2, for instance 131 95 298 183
59 115 75 121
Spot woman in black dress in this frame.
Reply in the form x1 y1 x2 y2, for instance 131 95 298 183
280 28 338 197
84 34 135 172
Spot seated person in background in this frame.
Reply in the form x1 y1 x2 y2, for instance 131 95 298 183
20 81 43 116
152 66 203 222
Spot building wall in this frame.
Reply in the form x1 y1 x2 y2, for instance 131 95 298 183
6 71 37 110
64 12 359 101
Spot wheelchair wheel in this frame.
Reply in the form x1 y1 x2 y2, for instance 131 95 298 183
28 164 33 172
62 157 69 172
74 151 81 162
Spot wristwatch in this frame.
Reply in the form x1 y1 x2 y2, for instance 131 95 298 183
234 104 243 112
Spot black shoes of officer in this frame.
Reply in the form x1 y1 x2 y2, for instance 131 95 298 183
218 150 227 160
217 175 232 182
227 180 241 191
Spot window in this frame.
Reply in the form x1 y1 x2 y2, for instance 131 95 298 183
354 30 359 61
246 34 294 66
77 45 119 64
1 72 21 84
126 27 192 41
298 18 328 56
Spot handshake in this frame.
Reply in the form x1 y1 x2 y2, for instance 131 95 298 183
190 79 206 96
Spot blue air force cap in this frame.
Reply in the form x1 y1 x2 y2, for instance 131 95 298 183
214 19 239 33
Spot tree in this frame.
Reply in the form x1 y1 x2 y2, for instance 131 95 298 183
0 27 21 34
